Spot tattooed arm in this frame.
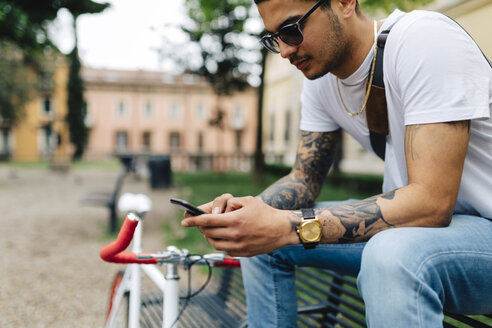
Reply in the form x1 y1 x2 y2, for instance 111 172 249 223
182 121 470 255
259 129 342 210
285 121 471 244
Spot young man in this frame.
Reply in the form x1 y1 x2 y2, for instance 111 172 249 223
182 0 492 326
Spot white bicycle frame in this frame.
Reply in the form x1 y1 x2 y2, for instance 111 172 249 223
105 193 181 328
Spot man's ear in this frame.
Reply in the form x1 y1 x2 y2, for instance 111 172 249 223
333 0 357 18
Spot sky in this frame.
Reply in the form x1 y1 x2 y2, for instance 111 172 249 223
50 0 187 72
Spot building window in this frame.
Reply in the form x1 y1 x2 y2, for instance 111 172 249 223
169 132 180 151
196 103 206 120
116 101 127 117
39 124 54 156
43 97 51 114
144 102 153 118
183 74 197 85
40 96 53 117
231 104 245 130
170 103 180 119
233 105 242 121
142 131 151 151
115 131 128 151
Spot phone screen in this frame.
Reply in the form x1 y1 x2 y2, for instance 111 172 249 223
170 198 206 216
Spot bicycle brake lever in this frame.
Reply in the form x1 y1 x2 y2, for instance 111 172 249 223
136 254 156 260
203 253 226 262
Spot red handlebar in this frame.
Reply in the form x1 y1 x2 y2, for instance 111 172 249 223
100 214 157 264
215 258 241 267
100 213 241 267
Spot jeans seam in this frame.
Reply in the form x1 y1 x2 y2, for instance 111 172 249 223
414 250 492 327
270 254 281 327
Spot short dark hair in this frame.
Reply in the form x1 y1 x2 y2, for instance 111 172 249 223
254 0 330 6
253 0 359 12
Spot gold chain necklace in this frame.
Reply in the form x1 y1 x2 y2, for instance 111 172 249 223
337 20 378 117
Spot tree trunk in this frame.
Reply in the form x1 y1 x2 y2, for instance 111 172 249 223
253 49 267 185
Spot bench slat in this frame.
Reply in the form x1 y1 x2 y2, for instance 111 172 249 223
138 266 491 327
445 313 492 328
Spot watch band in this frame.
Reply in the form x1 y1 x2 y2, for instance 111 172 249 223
302 208 315 220
299 208 318 249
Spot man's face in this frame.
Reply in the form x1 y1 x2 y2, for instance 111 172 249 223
258 0 350 80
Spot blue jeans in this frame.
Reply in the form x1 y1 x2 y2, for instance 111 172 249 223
241 204 492 327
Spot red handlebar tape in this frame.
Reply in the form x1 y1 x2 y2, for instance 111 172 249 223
215 258 241 267
100 215 157 264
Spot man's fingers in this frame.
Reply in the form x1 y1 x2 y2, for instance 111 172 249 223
212 193 234 213
183 200 213 219
199 226 239 241
181 213 230 227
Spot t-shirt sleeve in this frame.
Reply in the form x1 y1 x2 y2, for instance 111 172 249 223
387 14 490 125
299 78 340 132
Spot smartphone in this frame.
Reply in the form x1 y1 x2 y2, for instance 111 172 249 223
170 198 206 216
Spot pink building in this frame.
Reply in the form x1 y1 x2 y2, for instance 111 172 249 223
82 68 258 172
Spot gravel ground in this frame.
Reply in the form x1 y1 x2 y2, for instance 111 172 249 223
0 166 179 328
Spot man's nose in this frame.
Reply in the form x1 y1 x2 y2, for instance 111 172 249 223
278 40 298 59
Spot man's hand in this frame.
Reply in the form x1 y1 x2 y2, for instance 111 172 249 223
181 196 300 257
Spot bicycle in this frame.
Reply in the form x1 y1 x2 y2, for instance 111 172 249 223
100 193 241 328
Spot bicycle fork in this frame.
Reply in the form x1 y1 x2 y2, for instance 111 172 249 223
163 263 179 328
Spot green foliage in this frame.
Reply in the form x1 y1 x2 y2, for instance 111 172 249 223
0 0 109 131
0 42 32 125
181 0 261 95
326 171 383 196
66 47 87 160
0 0 110 54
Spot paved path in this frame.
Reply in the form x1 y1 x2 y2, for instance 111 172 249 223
0 166 178 327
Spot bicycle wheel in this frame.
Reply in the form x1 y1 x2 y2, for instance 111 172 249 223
106 270 129 328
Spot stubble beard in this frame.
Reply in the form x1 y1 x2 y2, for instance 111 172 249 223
305 10 351 80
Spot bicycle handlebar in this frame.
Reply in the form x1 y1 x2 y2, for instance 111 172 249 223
100 213 157 264
100 213 241 267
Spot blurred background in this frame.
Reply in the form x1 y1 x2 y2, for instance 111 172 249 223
0 0 491 327
1 0 490 176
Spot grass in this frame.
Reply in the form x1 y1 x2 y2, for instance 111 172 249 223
165 171 382 253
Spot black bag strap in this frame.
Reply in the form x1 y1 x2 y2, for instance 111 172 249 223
367 13 491 161
366 20 399 161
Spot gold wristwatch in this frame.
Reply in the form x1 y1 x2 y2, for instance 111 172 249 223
296 208 322 249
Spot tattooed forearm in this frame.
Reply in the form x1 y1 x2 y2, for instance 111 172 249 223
316 190 397 243
259 130 341 210
258 174 317 209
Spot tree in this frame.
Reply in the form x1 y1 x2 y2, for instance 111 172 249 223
0 42 32 126
162 0 264 177
0 0 109 155
166 0 433 180
66 46 87 160
61 1 110 160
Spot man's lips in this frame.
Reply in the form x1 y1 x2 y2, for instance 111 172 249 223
292 58 310 70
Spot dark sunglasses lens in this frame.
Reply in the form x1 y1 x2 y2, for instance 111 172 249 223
279 25 303 46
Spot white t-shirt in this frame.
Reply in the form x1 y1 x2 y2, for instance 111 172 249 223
300 9 492 219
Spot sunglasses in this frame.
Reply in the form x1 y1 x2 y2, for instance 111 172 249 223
260 0 326 54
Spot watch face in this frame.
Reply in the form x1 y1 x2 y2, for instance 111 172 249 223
301 220 321 242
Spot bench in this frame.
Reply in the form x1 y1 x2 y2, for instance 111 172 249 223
80 170 127 233
139 266 492 328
